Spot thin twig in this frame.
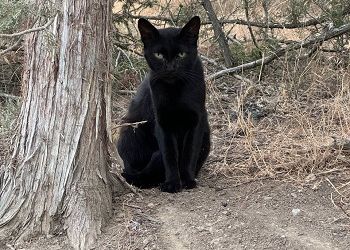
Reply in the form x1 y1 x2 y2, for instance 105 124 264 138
207 23 350 80
115 170 142 197
326 177 345 198
0 17 55 38
0 93 21 100
113 120 147 129
326 177 350 218
243 0 261 53
200 54 253 84
117 90 137 95
124 203 142 209
0 39 22 56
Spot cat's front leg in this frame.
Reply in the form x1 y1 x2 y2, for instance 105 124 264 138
181 124 204 189
156 125 182 193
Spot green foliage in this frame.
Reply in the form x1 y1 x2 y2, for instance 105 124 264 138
315 0 350 26
230 43 246 64
172 2 206 26
287 0 311 23
230 38 282 65
0 0 29 34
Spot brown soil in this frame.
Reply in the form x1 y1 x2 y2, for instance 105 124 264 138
3 171 349 250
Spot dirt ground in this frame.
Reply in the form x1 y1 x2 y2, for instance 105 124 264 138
2 169 349 250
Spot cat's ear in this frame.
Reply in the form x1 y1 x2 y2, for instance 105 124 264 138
138 18 159 43
180 16 200 42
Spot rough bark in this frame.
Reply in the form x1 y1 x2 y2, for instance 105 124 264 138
0 0 115 249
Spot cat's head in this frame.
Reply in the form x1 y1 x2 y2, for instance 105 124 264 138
138 16 200 74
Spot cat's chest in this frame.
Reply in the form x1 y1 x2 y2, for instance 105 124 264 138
150 79 187 104
150 81 199 129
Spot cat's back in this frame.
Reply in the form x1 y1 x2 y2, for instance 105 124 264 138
124 75 154 122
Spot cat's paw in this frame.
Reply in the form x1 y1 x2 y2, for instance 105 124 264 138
160 181 182 193
183 179 197 189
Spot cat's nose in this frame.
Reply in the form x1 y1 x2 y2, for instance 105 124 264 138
167 62 176 71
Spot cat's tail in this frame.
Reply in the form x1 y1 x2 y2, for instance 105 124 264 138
122 151 165 188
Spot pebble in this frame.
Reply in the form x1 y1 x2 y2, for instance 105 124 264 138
222 210 231 215
292 208 301 216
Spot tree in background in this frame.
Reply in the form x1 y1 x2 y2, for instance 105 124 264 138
0 0 117 249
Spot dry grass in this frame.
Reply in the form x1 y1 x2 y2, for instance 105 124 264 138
113 53 350 181
206 55 350 179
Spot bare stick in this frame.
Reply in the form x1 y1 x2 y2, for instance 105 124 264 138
117 90 137 94
113 120 147 129
0 17 55 38
200 54 253 84
0 39 22 56
0 93 21 100
207 23 350 80
262 0 270 40
109 161 142 198
243 0 261 53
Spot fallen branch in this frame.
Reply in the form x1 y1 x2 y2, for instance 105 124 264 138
207 22 350 80
0 17 55 38
200 54 253 84
0 39 22 56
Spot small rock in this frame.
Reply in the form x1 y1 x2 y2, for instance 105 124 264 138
222 210 231 215
292 208 301 216
147 203 155 208
290 193 297 198
305 173 316 182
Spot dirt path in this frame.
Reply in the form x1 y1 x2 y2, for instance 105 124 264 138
2 175 349 250
141 178 350 250
96 175 350 250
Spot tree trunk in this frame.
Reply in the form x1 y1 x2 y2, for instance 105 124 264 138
0 0 115 249
202 0 233 67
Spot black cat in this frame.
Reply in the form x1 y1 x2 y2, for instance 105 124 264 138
117 16 210 193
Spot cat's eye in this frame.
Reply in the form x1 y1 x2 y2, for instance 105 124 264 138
154 52 164 59
178 52 186 58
